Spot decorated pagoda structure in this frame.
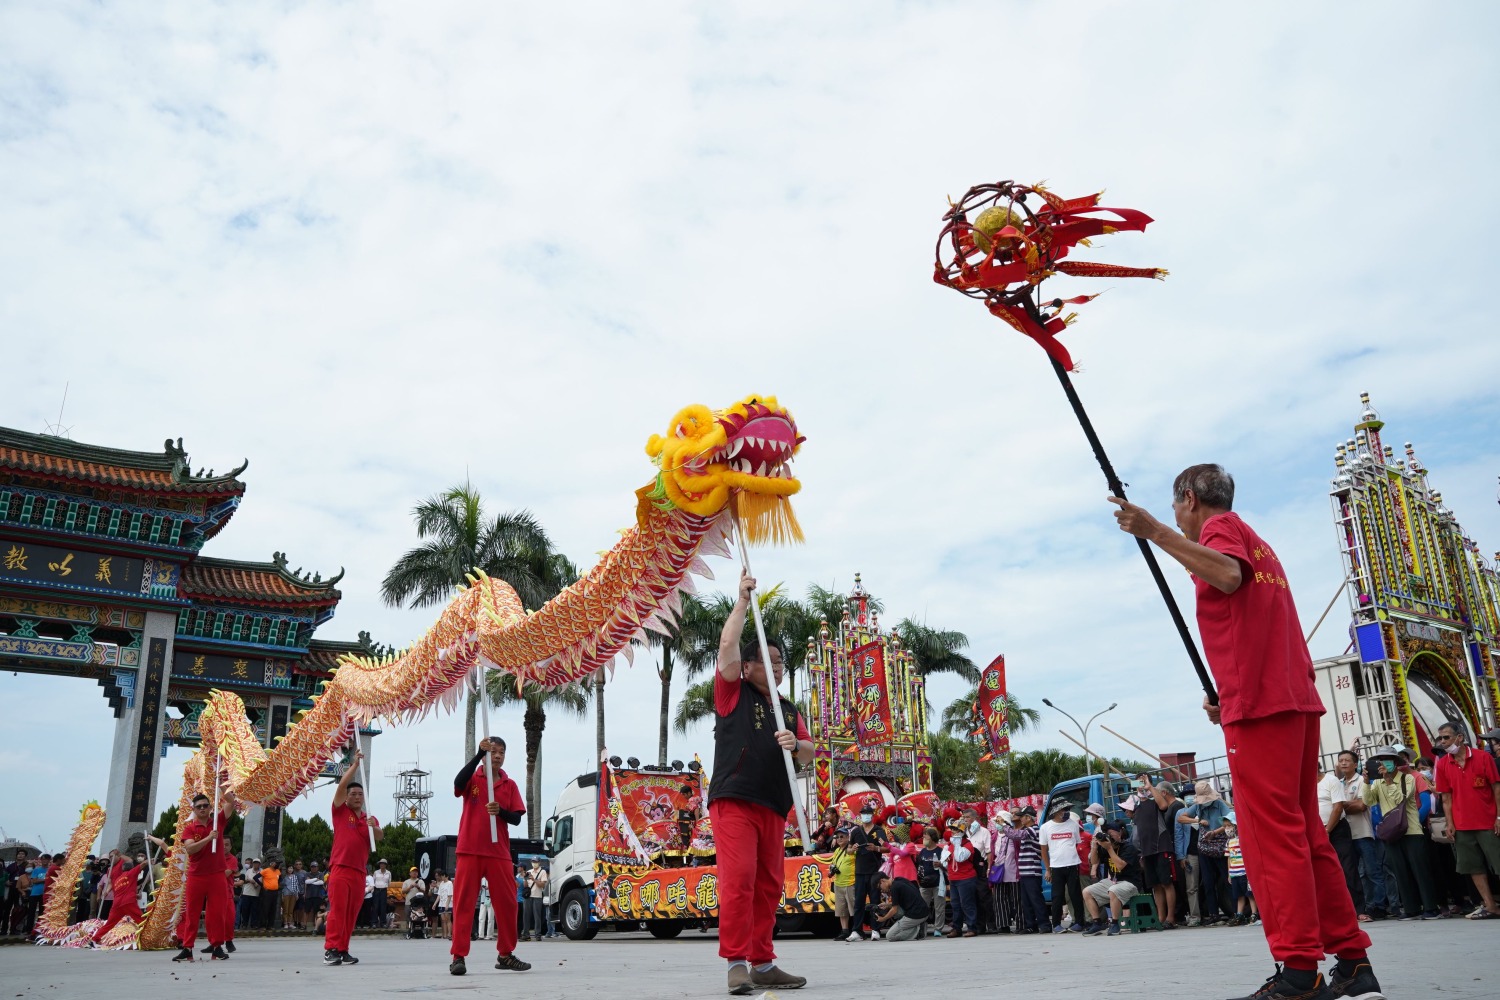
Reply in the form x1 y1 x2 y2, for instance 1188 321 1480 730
803 574 932 818
0 426 377 855
1316 394 1500 758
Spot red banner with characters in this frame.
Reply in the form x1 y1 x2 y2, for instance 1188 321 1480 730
976 654 1011 760
851 641 894 746
600 855 833 921
596 763 705 866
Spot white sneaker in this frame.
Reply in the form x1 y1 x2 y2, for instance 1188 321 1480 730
870 930 880 940
845 932 863 942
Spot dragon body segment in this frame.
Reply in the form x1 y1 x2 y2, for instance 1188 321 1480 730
127 395 804 948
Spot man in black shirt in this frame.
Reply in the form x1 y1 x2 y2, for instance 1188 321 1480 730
846 807 888 941
1134 781 1181 928
1082 821 1145 937
874 872 930 941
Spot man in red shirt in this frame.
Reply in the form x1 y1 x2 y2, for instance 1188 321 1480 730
448 735 527 977
172 788 237 962
1113 464 1376 1000
1433 721 1500 918
90 853 147 945
325 748 383 965
710 572 811 995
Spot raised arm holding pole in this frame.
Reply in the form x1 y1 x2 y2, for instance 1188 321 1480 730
475 663 499 843
728 536 812 849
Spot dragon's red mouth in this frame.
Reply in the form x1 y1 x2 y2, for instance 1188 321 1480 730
714 403 803 479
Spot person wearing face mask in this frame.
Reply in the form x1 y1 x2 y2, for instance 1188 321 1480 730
1362 752 1439 919
940 821 979 937
1433 721 1500 919
709 571 813 994
845 804 889 941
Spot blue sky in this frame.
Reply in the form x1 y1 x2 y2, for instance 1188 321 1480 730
3 2 1499 850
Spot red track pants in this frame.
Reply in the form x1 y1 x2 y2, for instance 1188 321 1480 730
1224 711 1370 970
92 898 142 943
177 873 232 948
710 798 784 965
324 865 363 953
451 853 516 958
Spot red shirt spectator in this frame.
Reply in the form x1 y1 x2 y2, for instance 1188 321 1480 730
1435 743 1500 831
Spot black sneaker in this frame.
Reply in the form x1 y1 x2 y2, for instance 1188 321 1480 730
1081 921 1107 937
449 956 466 976
1106 921 1121 936
339 951 359 965
323 949 343 966
225 940 236 953
1327 959 1384 1000
1227 966 1333 1000
172 947 194 962
210 945 229 961
495 953 532 972
200 944 214 953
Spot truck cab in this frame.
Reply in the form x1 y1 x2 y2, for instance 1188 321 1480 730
543 771 601 939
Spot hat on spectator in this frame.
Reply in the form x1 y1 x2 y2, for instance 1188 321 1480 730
1224 811 1237 823
1048 799 1071 817
378 858 388 863
1016 806 1037 818
1084 803 1105 819
1478 727 1500 742
1117 796 1137 813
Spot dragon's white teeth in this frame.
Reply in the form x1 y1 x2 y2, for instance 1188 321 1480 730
728 439 742 458
755 461 767 476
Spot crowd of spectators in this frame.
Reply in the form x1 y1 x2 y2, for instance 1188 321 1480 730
821 724 1500 943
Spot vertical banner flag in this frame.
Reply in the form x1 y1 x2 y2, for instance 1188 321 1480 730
852 641 894 746
975 654 1011 761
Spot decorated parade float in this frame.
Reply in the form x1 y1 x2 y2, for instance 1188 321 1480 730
544 572 947 940
1314 393 1500 758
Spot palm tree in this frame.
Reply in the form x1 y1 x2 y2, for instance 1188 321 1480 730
673 676 716 737
940 691 1042 740
640 594 720 766
380 484 566 758
485 671 592 838
894 619 981 684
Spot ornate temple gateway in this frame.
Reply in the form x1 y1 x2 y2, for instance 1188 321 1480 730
0 426 376 855
1314 395 1500 758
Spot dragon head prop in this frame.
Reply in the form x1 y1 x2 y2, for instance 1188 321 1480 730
645 395 805 544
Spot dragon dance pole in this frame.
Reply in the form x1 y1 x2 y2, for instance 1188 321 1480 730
733 524 813 850
474 663 499 843
1048 357 1218 705
360 747 377 851
211 753 220 852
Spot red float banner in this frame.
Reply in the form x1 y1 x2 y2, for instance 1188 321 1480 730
851 641 894 746
596 762 707 866
976 654 1011 759
599 855 833 921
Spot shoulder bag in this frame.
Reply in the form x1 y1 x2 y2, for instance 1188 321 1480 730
1374 776 1412 843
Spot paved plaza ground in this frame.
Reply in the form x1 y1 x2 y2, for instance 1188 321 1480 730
0 921 1490 999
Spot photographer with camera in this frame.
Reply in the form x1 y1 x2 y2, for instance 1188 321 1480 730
1361 750 1437 919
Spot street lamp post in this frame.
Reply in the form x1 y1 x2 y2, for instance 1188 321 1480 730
1043 699 1118 782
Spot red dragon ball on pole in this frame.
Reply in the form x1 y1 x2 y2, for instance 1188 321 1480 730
932 181 1218 705
932 181 1166 373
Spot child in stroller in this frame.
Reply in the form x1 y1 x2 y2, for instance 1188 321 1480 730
402 868 430 939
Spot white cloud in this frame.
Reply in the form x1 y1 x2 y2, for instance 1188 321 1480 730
3 1 1499 848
